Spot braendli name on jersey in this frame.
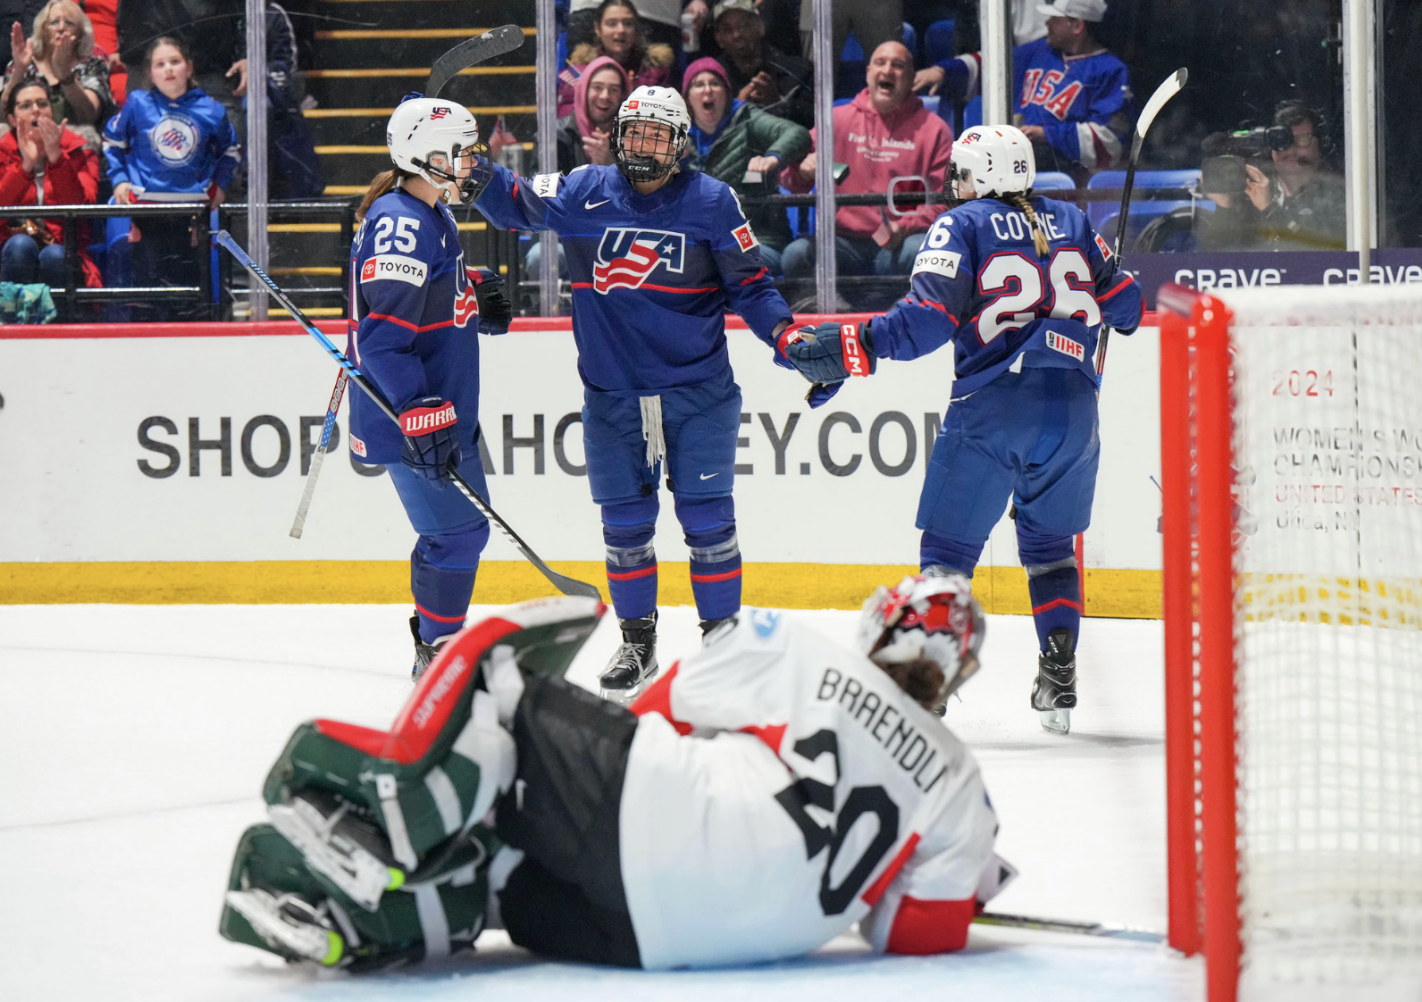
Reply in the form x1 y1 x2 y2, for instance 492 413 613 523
815 667 958 793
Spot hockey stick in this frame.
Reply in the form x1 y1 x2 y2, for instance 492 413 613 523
425 24 526 98
216 231 602 600
1092 67 1188 380
289 370 348 539
973 910 1164 944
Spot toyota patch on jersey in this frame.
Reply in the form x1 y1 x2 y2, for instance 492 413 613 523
360 254 428 287
732 222 759 252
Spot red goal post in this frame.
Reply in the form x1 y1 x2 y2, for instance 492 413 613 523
1159 283 1422 1002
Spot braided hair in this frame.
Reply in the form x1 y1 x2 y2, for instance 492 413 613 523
1002 190 1050 259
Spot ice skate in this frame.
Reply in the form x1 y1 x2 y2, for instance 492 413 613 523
410 613 454 682
1032 627 1077 735
698 616 736 645
600 612 658 704
223 888 345 966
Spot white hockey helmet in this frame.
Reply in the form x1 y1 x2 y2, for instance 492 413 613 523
612 85 691 183
949 124 1036 199
386 96 492 204
857 573 986 714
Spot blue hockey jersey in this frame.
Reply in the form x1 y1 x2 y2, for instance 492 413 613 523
346 187 485 464
475 163 793 391
869 195 1143 397
102 88 240 200
941 40 1133 170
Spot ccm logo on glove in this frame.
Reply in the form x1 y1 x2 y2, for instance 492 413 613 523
841 324 870 377
401 401 457 435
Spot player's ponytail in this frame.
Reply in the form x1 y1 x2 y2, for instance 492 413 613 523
1005 191 1050 260
356 168 420 221
879 657 948 713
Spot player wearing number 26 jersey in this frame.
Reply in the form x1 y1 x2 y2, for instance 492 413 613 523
782 125 1142 735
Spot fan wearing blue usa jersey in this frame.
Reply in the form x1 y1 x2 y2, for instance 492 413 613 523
347 97 514 680
475 85 796 704
782 125 1142 735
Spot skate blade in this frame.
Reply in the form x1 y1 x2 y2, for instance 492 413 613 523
1039 707 1072 735
600 680 648 706
224 889 344 965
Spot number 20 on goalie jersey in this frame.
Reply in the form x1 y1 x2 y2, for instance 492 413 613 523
869 195 1144 398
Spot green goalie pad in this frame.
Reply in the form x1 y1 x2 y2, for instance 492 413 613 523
262 598 606 876
220 822 497 970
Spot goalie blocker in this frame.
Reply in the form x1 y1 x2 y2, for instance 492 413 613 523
223 583 1014 971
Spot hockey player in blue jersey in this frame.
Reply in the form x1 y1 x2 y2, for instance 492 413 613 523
781 124 1143 734
347 97 514 679
475 85 796 703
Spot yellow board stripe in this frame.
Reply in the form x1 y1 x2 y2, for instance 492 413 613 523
270 266 342 276
316 28 538 39
304 67 535 78
0 561 1163 617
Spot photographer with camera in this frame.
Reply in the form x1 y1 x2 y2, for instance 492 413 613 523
1200 101 1345 252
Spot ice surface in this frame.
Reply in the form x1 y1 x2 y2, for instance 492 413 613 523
0 604 1202 1001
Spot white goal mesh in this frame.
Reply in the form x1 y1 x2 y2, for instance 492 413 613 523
1219 284 1422 996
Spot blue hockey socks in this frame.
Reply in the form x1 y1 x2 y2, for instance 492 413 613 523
411 522 490 643
1018 527 1081 652
603 497 659 620
677 495 741 622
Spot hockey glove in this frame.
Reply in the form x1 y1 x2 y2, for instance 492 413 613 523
399 397 460 485
805 381 842 408
468 267 513 335
778 321 877 383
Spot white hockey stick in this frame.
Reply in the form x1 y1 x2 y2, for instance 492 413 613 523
974 910 1164 943
1093 67 1188 380
290 370 348 539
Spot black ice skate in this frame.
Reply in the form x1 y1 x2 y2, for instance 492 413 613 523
410 613 454 682
600 611 658 704
698 616 736 644
1031 627 1078 735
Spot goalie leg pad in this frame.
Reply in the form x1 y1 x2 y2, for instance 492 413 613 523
602 496 659 620
675 494 741 622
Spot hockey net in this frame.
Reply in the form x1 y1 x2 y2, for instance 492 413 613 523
1160 283 1422 1002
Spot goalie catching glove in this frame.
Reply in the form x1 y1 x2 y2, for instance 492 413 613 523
777 320 877 384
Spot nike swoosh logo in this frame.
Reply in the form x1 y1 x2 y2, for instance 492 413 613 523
699 472 720 480
584 198 610 210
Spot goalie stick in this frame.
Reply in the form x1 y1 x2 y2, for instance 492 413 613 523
974 910 1164 944
425 24 526 98
1093 67 1188 380
217 230 602 600
289 370 347 539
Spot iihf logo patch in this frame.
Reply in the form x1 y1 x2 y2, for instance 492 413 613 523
592 229 685 293
1094 232 1113 261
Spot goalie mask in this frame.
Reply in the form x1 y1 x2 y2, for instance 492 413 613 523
611 86 691 184
857 573 986 713
386 97 493 205
949 124 1035 200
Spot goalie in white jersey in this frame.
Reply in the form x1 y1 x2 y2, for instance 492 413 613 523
219 578 1012 971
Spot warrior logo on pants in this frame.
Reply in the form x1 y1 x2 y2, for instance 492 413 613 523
593 229 686 293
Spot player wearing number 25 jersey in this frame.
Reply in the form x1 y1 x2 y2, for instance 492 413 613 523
782 125 1142 735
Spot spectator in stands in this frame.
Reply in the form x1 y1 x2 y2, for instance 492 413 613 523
797 0 903 72
711 0 812 129
1202 101 1346 252
0 79 99 289
781 41 953 283
567 0 684 51
103 36 238 320
681 55 808 274
914 0 1132 177
558 0 674 119
557 54 628 174
77 0 121 104
1 0 113 133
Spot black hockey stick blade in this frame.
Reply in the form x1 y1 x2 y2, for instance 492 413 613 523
426 25 526 98
1113 67 1188 264
215 231 602 601
973 910 1164 943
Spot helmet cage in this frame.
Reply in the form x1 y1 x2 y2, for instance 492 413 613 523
611 119 686 183
411 138 493 205
857 574 986 715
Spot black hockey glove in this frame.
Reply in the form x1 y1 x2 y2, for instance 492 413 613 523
778 320 877 383
398 397 461 485
469 267 513 335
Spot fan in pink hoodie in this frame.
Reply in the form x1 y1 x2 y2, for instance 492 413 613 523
782 41 954 281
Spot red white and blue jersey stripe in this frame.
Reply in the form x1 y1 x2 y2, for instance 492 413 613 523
868 195 1143 396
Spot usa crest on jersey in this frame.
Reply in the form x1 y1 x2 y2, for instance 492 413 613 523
593 229 686 293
